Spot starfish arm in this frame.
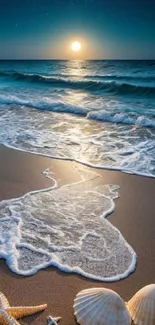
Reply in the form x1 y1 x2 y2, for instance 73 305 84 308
0 292 10 309
47 316 61 325
6 304 47 319
0 310 20 325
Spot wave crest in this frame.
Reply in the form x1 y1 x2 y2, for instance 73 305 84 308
1 93 155 129
87 111 155 128
1 71 155 97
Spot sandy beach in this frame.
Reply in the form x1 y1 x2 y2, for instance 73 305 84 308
0 144 155 325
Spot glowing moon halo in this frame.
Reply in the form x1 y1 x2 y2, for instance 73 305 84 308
71 41 81 52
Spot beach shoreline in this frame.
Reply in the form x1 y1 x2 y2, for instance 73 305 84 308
0 144 155 324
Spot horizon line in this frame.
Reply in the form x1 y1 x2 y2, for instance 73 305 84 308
0 58 155 61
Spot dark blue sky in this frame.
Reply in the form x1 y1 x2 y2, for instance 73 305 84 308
0 0 155 59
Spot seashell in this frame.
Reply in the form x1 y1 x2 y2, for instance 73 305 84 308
127 284 155 325
73 287 131 325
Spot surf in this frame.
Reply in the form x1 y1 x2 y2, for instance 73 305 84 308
1 71 155 97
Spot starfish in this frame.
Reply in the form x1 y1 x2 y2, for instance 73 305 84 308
0 291 47 325
47 316 61 325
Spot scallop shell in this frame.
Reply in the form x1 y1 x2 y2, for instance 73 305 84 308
127 284 155 325
73 287 131 325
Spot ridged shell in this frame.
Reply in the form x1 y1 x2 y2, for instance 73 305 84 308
127 284 155 325
73 287 131 325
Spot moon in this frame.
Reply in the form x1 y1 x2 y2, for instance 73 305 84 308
71 41 81 52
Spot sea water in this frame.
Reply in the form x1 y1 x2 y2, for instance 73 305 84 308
1 60 154 279
0 60 155 175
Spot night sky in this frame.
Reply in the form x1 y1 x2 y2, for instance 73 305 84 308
0 0 155 59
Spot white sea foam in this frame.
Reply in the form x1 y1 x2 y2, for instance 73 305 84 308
1 93 155 129
0 104 155 177
0 94 89 116
0 167 136 281
87 111 135 125
88 110 155 129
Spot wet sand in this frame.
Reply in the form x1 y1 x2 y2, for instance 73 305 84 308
0 144 155 325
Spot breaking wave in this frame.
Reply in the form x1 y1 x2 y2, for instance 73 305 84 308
1 93 155 129
1 71 155 97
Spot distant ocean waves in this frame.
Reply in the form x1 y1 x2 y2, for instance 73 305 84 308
1 71 155 97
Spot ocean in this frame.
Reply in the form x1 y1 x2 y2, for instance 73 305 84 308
0 60 155 176
0 59 154 280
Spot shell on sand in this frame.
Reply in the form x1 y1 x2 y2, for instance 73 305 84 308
127 284 155 325
73 287 131 325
